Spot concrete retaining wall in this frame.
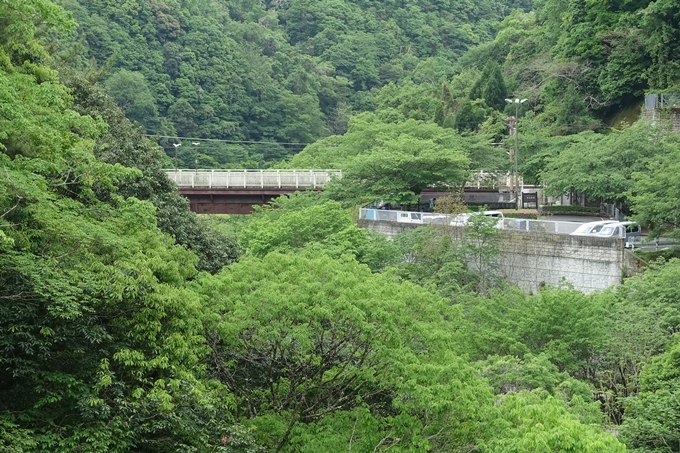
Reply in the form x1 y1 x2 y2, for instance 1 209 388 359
358 219 641 294
641 108 680 133
498 230 627 293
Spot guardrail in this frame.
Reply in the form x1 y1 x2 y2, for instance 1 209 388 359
165 169 342 189
625 236 679 250
360 209 451 224
359 208 581 234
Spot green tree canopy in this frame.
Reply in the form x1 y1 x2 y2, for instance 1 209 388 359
286 113 469 205
483 390 626 453
621 334 680 452
539 123 661 205
469 60 508 111
194 251 491 452
630 131 680 237
104 69 161 132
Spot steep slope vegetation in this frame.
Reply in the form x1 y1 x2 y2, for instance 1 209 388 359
55 0 531 166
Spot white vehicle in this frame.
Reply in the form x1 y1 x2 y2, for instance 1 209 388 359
595 221 641 240
569 220 617 236
451 210 505 228
397 211 426 224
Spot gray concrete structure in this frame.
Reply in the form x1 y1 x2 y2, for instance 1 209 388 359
358 219 642 294
642 95 680 133
641 108 680 133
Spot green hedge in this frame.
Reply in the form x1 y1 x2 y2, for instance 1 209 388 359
541 205 599 214
501 212 538 220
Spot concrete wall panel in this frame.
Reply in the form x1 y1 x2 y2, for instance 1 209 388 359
358 219 640 293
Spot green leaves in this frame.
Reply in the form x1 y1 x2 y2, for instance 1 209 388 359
196 250 498 449
630 133 680 237
457 285 606 376
540 123 661 203
483 390 625 453
54 0 537 161
242 199 352 256
621 335 680 452
105 69 161 132
63 72 242 273
334 136 468 205
0 9 236 447
5 1 680 451
289 113 469 205
0 0 75 65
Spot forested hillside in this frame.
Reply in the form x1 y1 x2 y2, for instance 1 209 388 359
55 0 531 166
3 0 680 452
282 0 680 223
54 0 680 225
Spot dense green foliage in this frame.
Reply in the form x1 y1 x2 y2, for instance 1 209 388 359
0 2 230 450
43 0 680 219
5 0 680 452
59 69 242 272
288 113 470 205
49 0 680 227
52 0 531 167
541 205 599 213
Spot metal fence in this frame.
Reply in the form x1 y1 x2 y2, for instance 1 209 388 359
359 208 581 234
165 169 342 189
645 93 680 109
500 218 580 234
167 168 531 193
360 209 450 224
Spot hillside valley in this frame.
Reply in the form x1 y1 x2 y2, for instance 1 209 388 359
2 0 680 452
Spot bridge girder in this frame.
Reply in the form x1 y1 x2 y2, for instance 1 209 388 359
178 188 307 214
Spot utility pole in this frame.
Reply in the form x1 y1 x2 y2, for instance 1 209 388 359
192 142 200 173
505 98 527 210
506 116 515 203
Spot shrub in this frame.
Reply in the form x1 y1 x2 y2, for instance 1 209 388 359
501 212 538 220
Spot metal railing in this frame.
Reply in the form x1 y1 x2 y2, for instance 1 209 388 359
500 218 580 234
165 169 342 189
360 209 451 224
626 236 678 250
359 208 581 234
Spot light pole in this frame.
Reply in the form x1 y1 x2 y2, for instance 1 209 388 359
172 143 181 171
505 98 527 210
192 142 200 173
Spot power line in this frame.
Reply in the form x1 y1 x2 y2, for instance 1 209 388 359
146 123 614 152
160 146 308 151
144 134 324 146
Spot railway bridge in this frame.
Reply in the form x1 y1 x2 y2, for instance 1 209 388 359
166 169 341 214
166 169 530 214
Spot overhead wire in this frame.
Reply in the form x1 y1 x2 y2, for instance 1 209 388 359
144 134 326 146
